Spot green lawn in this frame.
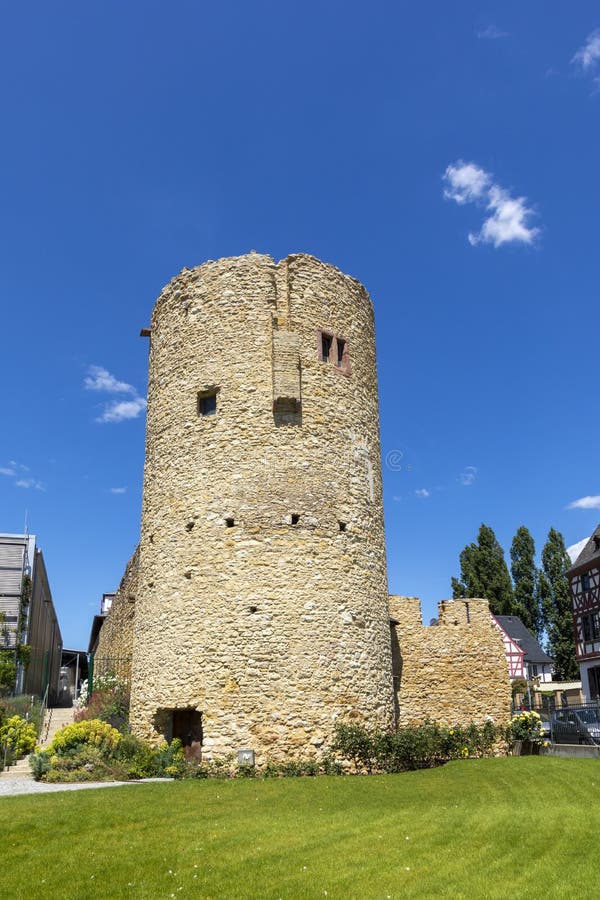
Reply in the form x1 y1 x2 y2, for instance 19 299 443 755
2 758 598 899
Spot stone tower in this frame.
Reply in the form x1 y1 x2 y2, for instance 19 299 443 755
129 252 395 761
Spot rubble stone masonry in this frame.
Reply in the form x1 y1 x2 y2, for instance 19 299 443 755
97 252 511 762
390 595 511 727
95 547 138 684
128 253 395 761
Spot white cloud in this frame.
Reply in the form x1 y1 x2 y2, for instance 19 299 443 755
443 162 490 205
2 461 44 490
415 488 431 498
567 495 600 511
110 486 127 494
477 25 508 40
15 478 45 491
443 161 539 247
459 466 478 486
97 397 147 424
469 186 540 247
567 537 591 563
572 30 600 71
85 364 146 424
84 365 136 395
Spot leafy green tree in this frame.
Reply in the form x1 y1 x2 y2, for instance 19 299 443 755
510 526 542 637
452 524 515 616
536 570 554 634
540 528 578 681
0 650 17 697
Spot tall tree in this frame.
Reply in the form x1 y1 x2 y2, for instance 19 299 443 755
452 524 515 616
510 526 542 637
540 528 578 681
536 570 554 636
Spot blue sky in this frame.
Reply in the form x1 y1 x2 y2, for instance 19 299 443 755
1 1 599 648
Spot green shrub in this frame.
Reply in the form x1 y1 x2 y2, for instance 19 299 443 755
330 723 380 773
2 695 43 735
0 651 17 698
332 720 504 774
43 747 125 783
48 719 122 756
35 720 190 783
260 759 324 778
154 738 188 778
29 750 52 780
74 674 130 731
114 734 187 779
0 714 37 757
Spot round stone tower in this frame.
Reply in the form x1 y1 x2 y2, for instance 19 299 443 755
129 252 394 762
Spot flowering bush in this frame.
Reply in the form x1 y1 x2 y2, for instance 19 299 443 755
332 720 503 773
47 719 122 756
30 724 187 783
509 711 544 744
74 674 129 730
0 714 37 757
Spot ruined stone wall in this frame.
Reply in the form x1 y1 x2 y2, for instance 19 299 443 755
95 547 139 684
390 595 511 727
129 253 395 761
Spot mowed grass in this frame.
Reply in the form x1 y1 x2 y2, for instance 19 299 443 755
2 758 599 899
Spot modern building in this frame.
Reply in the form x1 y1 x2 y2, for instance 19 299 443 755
101 593 115 614
566 524 600 700
59 648 89 706
0 533 63 701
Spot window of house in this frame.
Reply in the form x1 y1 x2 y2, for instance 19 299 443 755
583 615 593 642
336 338 346 368
582 573 591 592
198 390 217 417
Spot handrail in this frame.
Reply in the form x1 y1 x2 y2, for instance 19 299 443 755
39 684 50 745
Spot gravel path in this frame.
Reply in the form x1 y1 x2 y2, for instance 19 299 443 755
0 777 172 797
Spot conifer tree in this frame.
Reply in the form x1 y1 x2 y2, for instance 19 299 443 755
536 570 554 635
510 526 542 637
540 528 578 681
452 524 515 616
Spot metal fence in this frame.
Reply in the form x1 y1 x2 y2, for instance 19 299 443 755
87 655 132 697
513 699 600 746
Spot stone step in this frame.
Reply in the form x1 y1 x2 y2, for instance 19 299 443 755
0 755 32 780
39 707 75 748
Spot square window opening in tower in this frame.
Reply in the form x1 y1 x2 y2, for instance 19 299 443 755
198 390 218 417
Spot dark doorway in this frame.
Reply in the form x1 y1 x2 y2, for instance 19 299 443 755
172 709 203 762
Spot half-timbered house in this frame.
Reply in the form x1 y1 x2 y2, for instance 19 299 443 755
567 524 600 700
492 616 526 679
494 615 553 683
